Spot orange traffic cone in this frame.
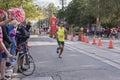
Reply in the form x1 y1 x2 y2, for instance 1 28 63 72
82 36 85 42
108 39 113 48
92 37 96 45
98 38 102 46
83 36 86 42
86 37 89 43
84 36 87 42
81 35 83 41
71 36 74 41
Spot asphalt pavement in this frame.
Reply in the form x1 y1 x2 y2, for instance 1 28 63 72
13 35 120 80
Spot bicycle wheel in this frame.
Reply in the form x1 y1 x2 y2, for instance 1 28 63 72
18 53 36 76
13 52 21 73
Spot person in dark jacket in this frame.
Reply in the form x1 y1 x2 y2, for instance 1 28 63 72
16 21 30 46
26 21 31 32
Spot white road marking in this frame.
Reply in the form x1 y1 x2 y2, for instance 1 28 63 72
66 43 120 69
29 42 57 46
13 77 53 80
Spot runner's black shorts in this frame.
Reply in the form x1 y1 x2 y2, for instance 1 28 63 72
57 40 64 46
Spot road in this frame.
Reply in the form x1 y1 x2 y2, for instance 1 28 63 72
13 35 120 80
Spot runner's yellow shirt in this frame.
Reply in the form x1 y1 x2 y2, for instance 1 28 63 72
57 27 65 41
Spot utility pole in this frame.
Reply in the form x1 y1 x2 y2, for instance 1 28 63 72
60 0 65 9
97 0 100 29
61 0 64 22
59 0 66 22
95 0 100 36
62 0 64 10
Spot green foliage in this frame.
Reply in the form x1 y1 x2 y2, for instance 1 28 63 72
36 3 58 27
0 0 44 21
40 3 58 18
61 0 120 28
0 0 20 10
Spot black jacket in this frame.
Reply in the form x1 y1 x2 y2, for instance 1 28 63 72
2 25 12 48
16 24 29 45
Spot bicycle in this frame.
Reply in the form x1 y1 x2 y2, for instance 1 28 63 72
13 41 36 76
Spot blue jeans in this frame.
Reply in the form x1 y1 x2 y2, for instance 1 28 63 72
2 52 7 59
10 43 16 62
10 44 16 55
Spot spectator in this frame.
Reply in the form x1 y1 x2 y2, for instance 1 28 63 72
8 20 18 64
26 21 31 32
0 9 14 27
16 20 30 46
91 24 95 35
106 28 111 38
0 9 14 80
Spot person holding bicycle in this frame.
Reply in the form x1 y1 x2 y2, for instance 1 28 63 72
16 20 30 46
15 20 30 71
56 22 66 58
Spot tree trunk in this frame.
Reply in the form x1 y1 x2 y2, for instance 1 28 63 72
20 0 23 8
95 0 101 36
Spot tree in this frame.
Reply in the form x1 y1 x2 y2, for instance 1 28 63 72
64 0 120 29
44 3 58 17
64 0 95 27
0 0 44 21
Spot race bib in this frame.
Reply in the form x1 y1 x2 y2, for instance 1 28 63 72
59 34 64 38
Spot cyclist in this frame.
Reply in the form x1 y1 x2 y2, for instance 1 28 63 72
56 22 66 58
